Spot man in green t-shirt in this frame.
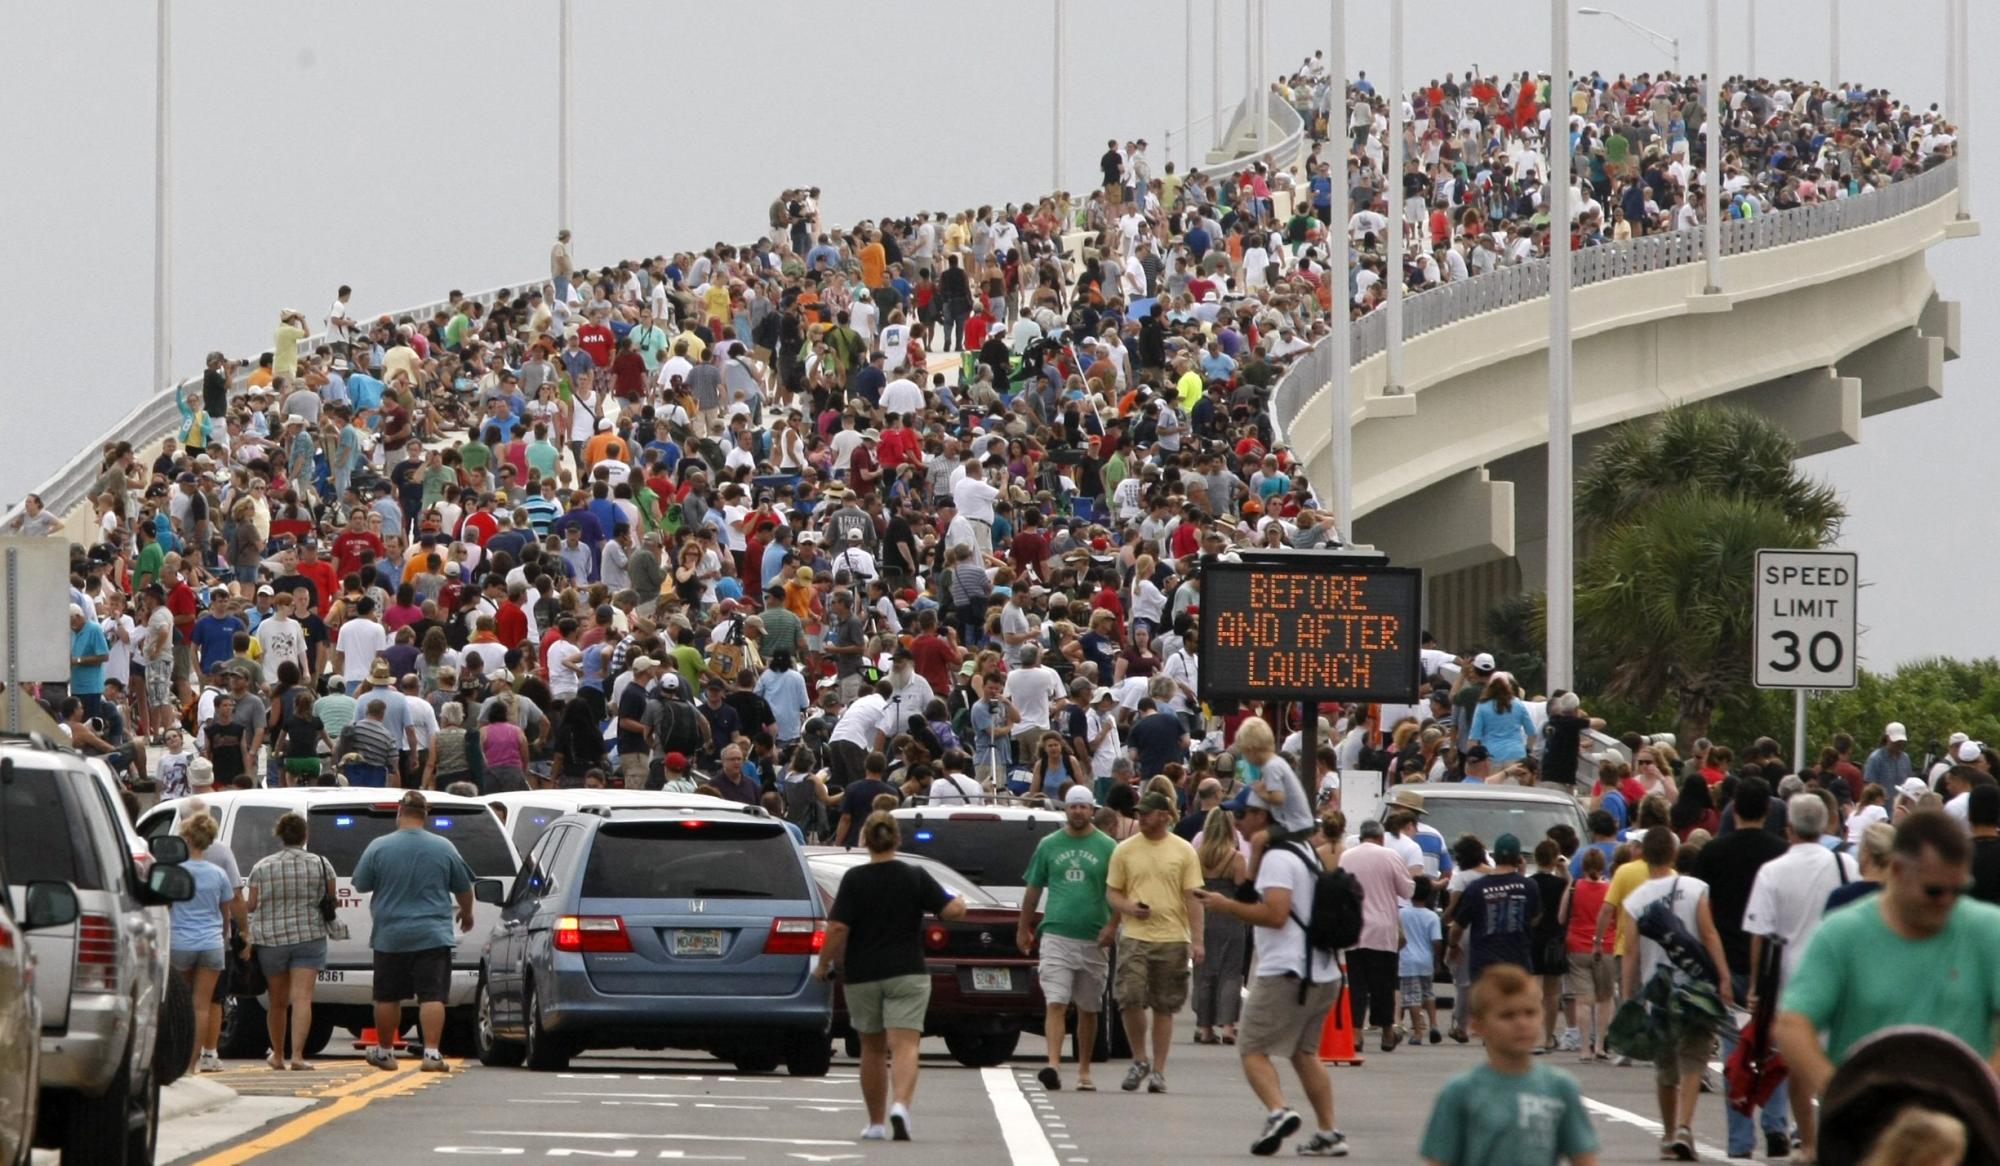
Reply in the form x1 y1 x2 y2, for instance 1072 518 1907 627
1776 809 2000 1103
1017 785 1118 1092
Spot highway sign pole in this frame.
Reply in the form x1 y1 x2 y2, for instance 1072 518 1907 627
154 0 172 404
1384 0 1404 394
1793 689 1808 780
1329 0 1352 546
1754 548 1859 774
558 0 572 236
1546 0 1574 692
1052 0 1065 192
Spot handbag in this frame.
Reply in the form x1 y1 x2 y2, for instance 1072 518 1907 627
317 854 350 941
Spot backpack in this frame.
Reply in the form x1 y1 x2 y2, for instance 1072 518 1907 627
1276 841 1365 997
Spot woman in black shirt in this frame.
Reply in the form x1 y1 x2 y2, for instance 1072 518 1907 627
815 811 966 1142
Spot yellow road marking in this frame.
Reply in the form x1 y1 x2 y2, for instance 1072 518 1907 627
189 1062 458 1165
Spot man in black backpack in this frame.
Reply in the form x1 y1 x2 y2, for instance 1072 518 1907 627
1195 801 1352 1157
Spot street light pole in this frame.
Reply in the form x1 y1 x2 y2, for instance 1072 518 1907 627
1385 0 1405 394
1052 0 1065 191
1746 0 1756 78
1330 0 1352 546
1829 0 1841 84
558 0 572 237
1575 7 1679 76
1705 0 1722 293
1957 0 1972 219
1212 0 1221 155
1183 0 1193 171
1547 0 1574 693
154 0 172 399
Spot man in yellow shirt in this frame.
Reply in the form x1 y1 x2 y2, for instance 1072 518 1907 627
1105 790 1205 1094
1175 362 1206 412
273 309 308 378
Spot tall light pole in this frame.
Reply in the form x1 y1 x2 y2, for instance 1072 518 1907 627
1330 0 1352 546
154 0 172 397
1183 0 1193 170
1957 0 1971 219
558 0 572 237
1575 7 1679 76
1212 0 1222 155
1705 0 1721 293
1746 0 1756 78
1385 0 1405 394
1052 0 1065 191
1829 0 1840 84
1244 0 1257 152
1547 0 1574 693
1946 0 1958 120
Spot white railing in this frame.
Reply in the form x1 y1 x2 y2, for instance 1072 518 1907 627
1272 158 1961 442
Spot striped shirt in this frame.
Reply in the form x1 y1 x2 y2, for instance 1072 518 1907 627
247 846 331 947
522 495 561 537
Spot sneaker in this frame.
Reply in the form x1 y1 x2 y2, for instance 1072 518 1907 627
1121 1060 1150 1091
365 1046 398 1072
1701 1067 1723 1094
1558 1028 1582 1052
196 1051 224 1073
1251 1109 1302 1156
1036 1066 1061 1091
1614 1054 1634 1067
1671 1127 1696 1161
860 1125 888 1141
1659 1139 1680 1160
888 1102 912 1142
420 1053 450 1073
1428 1028 1442 1045
1295 1132 1349 1158
1146 1071 1167 1094
1766 1130 1792 1159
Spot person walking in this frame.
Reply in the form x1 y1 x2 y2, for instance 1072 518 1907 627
1556 847 1615 1062
1447 833 1540 986
815 811 967 1141
168 812 244 1075
351 790 475 1073
246 811 337 1069
1191 806 1250 1047
1194 794 1349 1156
1104 789 1205 1094
1337 819 1417 1053
1419 965 1600 1166
1018 785 1119 1090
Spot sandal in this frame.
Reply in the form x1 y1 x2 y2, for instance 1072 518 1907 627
267 1053 286 1071
1220 1032 1236 1046
287 1060 316 1071
1075 1079 1096 1092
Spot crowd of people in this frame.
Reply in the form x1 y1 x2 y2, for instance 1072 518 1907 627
11 50 1983 1166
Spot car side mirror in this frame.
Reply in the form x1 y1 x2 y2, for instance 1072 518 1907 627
146 863 196 904
473 879 506 905
148 835 190 865
22 881 80 930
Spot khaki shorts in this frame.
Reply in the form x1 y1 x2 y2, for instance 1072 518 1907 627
1564 952 1615 1000
1655 1031 1716 1088
1037 934 1108 1010
619 752 650 787
1113 937 1191 1013
846 973 931 1035
1237 975 1344 1058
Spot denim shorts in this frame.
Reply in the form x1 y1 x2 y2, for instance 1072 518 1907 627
171 947 224 973
256 938 329 975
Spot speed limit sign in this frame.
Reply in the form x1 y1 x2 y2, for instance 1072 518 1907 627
1754 549 1858 689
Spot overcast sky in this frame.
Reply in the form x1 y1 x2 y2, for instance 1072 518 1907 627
0 0 1985 667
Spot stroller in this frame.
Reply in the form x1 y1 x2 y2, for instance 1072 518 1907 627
1817 1027 2000 1166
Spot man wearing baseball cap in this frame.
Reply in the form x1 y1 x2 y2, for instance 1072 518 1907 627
1017 784 1117 1092
1104 789 1204 1095
1446 833 1540 985
616 657 660 788
1864 721 1915 792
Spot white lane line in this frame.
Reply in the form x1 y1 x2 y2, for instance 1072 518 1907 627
471 1130 853 1146
508 1098 580 1104
550 1091 856 1104
981 1066 1062 1166
1579 1098 1729 1160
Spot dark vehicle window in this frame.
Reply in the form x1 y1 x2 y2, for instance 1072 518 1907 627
230 807 288 873
0 765 102 890
510 804 563 854
1423 800 1587 854
896 818 1059 888
308 807 515 876
581 823 808 901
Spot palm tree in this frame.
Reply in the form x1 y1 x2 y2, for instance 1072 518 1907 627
1566 404 1846 741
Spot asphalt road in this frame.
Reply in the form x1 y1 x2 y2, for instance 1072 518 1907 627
167 1029 1771 1166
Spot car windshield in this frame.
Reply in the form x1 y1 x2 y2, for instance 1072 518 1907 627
581 822 809 901
1422 798 1586 856
895 817 1059 888
0 764 102 890
307 807 515 877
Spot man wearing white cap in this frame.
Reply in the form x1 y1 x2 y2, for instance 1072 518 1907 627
1863 721 1915 793
1017 784 1117 1092
1929 732 1973 785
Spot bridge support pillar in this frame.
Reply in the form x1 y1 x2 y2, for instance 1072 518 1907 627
1839 325 1945 417
1725 367 1863 457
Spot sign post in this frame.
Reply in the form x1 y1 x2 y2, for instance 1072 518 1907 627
1753 548 1859 774
0 537 76 733
1198 552 1423 795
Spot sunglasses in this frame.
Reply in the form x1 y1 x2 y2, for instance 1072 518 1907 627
1920 880 1976 901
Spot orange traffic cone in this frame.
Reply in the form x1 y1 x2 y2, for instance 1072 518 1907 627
1316 982 1365 1066
352 1026 408 1051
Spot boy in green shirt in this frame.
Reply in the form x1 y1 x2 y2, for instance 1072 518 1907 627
1017 785 1118 1092
1421 965 1599 1166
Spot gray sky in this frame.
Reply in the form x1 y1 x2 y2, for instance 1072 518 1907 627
0 0 1984 667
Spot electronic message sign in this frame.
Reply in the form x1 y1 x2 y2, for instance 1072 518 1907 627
1197 556 1423 703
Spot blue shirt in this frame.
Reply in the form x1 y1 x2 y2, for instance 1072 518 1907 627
351 826 474 952
70 621 110 695
347 372 387 412
1398 903 1442 977
1468 699 1539 763
169 859 235 952
1570 840 1619 879
754 668 809 741
191 614 244 675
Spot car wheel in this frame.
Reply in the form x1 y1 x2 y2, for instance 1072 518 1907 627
730 1049 781 1074
440 1006 481 1058
153 975 197 1087
474 980 526 1068
217 995 268 1060
944 1028 1021 1068
301 1014 337 1059
125 1069 160 1166
841 1032 861 1059
785 1034 833 1078
61 1040 150 1166
521 980 570 1072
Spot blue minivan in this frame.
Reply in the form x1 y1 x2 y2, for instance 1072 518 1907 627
473 802 831 1075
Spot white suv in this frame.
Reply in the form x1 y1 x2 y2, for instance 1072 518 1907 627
138 788 517 1058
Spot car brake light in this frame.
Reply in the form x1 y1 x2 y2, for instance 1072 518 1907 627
763 918 825 955
924 924 949 951
553 915 632 953
75 913 119 992
0 927 12 950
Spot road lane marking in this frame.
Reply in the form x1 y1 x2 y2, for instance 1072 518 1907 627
472 1131 854 1146
190 1065 451 1165
550 1091 858 1104
981 1067 1060 1166
1579 1098 1729 1160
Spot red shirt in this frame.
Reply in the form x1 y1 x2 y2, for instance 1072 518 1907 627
909 632 959 696
330 529 384 580
847 445 880 499
611 351 647 400
1170 521 1200 559
461 511 499 547
496 601 529 649
298 559 338 615
878 428 921 469
167 582 198 644
538 626 564 679
578 323 614 367
1011 529 1049 583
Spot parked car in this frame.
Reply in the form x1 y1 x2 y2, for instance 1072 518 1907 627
2 735 195 1166
481 789 750 857
801 847 1043 1067
474 802 831 1076
137 788 517 1058
1 849 84 1166
890 804 1065 909
1398 783 1591 858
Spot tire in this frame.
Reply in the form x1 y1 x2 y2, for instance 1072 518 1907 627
301 1014 336 1059
440 1007 480 1059
841 1032 861 1059
730 1049 781 1074
784 1034 833 1078
217 996 268 1060
521 980 570 1072
62 1046 157 1166
154 976 196 1087
474 979 526 1068
944 1028 1021 1068
126 1071 159 1166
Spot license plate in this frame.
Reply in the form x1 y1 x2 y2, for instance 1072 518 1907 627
671 929 725 957
971 967 1012 992
316 971 345 984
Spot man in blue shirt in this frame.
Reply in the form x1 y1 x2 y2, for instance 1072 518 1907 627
351 790 475 1073
68 604 111 719
190 597 245 678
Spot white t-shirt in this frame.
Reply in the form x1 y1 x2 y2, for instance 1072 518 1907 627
1621 875 1710 988
881 379 924 416
1005 667 1061 732
953 475 1000 523
546 639 583 701
1743 843 1860 982
335 618 388 686
1251 843 1341 982
403 693 440 750
928 772 984 805
254 616 307 686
